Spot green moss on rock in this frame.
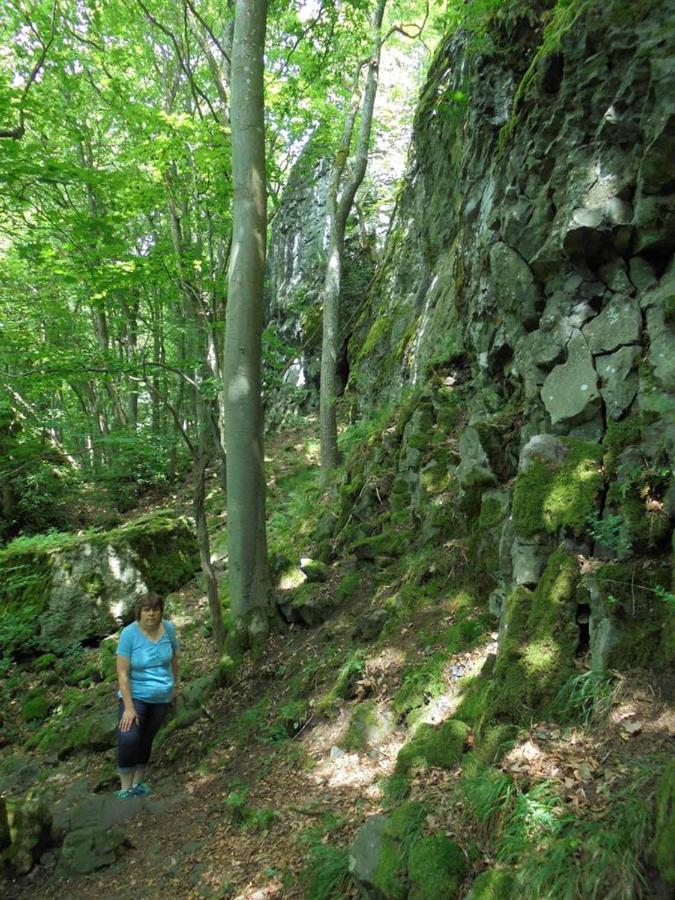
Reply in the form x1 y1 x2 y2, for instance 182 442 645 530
512 439 603 537
396 719 468 775
122 512 200 594
408 834 467 899
465 867 516 899
592 562 674 670
21 695 51 723
373 802 427 900
488 548 580 722
603 417 642 477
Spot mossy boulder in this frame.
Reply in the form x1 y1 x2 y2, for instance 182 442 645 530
396 719 469 775
21 694 51 723
587 561 674 671
0 788 52 875
60 825 129 874
372 802 427 900
488 547 580 723
408 834 467 899
26 685 117 759
512 438 603 538
0 512 199 659
465 867 516 899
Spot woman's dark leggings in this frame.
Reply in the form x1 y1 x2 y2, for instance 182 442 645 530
117 698 170 773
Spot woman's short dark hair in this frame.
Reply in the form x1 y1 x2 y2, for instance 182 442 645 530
135 591 164 621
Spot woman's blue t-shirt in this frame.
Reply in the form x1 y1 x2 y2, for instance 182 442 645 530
116 620 179 704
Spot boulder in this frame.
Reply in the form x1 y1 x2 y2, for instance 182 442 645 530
489 242 542 330
408 834 468 899
300 558 330 582
456 427 497 489
646 304 675 392
596 345 640 420
352 608 390 642
1 789 52 875
348 815 388 897
511 537 552 587
541 333 600 426
518 434 567 471
60 825 129 875
581 295 642 354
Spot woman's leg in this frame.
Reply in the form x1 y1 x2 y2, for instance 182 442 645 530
136 702 170 770
117 698 148 790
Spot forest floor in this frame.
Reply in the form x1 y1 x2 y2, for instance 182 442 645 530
2 426 674 899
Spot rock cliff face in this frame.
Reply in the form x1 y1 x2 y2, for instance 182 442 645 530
331 1 673 681
352 0 674 435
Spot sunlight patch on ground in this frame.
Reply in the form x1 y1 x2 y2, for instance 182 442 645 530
311 733 405 794
415 637 498 728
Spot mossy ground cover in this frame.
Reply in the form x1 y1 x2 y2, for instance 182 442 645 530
2 415 672 899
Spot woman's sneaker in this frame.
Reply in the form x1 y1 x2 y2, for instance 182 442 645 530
132 782 151 797
114 789 135 800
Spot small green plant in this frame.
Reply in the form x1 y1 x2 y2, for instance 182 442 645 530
510 768 658 899
461 764 514 827
654 585 675 608
301 844 351 900
587 512 632 558
552 670 619 726
223 787 278 832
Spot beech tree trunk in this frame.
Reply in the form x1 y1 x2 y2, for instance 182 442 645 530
224 0 273 650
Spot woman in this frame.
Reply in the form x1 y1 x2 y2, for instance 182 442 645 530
115 591 179 799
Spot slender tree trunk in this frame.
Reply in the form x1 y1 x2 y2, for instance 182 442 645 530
224 0 273 651
319 0 387 484
193 438 226 652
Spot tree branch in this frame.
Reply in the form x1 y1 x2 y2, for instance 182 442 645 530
0 1 58 140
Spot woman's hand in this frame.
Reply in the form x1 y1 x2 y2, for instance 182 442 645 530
120 706 138 733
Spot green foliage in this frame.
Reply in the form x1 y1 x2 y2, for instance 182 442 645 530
590 562 674 671
316 650 366 714
223 787 278 832
374 802 428 900
461 764 514 827
552 670 618 726
302 844 351 900
509 770 658 899
587 512 632 558
653 763 675 885
264 700 310 744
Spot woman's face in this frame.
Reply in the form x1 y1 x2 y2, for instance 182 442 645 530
140 604 161 627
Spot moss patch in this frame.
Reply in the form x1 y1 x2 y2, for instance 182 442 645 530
21 695 51 723
373 802 427 900
512 439 603 537
591 562 674 671
488 547 580 723
408 833 467 899
396 719 468 775
465 867 516 899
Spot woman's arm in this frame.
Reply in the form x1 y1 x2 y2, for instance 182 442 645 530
171 652 179 702
116 655 138 732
